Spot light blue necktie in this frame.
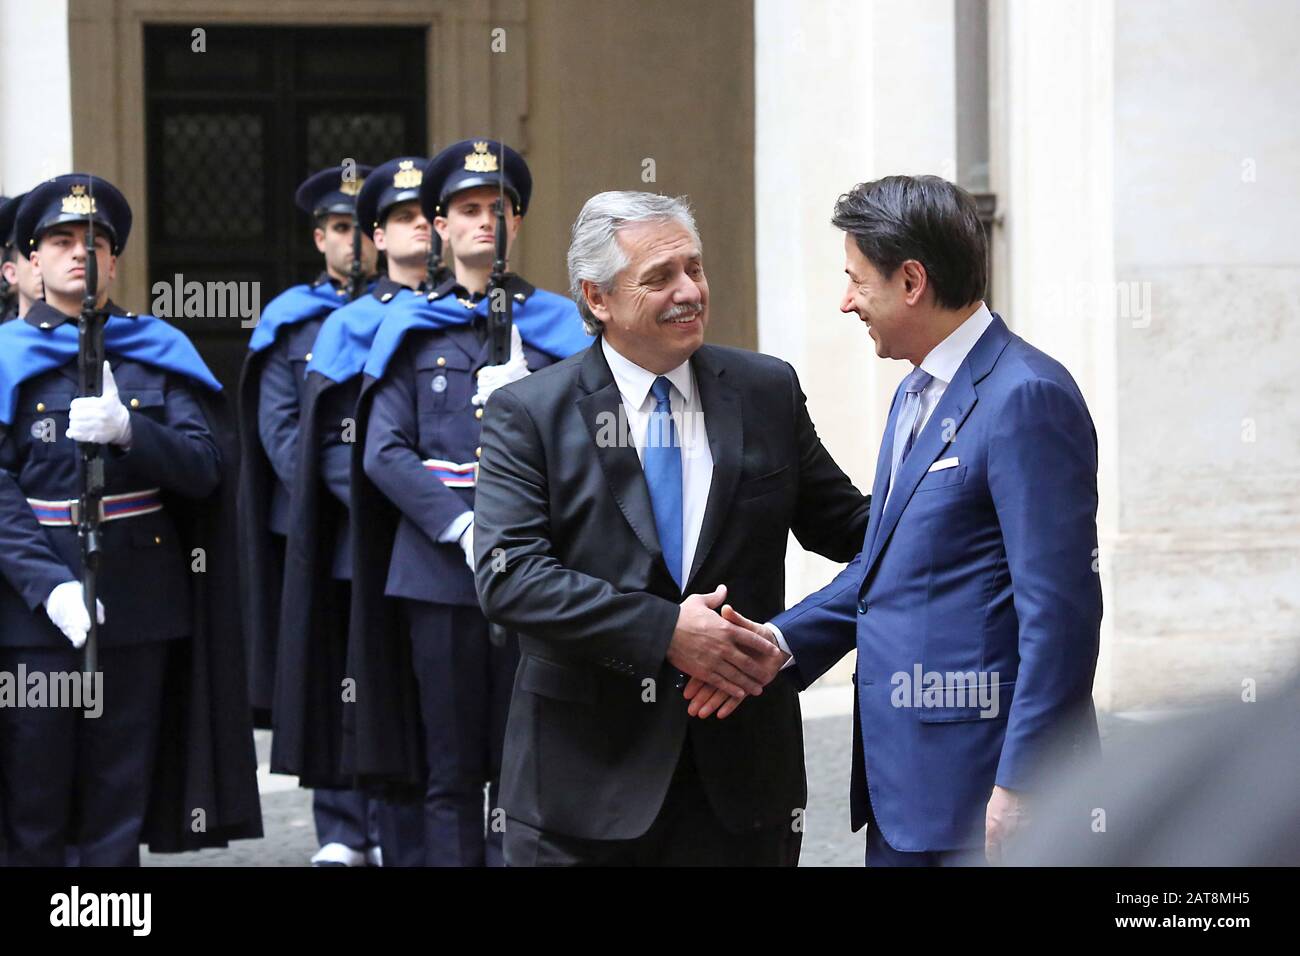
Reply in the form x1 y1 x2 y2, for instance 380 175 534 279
643 376 683 588
888 366 934 497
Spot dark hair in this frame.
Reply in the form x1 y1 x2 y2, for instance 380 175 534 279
314 212 353 232
831 175 987 309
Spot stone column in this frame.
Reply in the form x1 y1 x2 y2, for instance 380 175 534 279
0 0 73 193
755 0 958 681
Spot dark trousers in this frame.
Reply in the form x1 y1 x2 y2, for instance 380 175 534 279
863 798 986 867
394 599 517 867
503 736 802 866
312 788 380 852
0 642 169 867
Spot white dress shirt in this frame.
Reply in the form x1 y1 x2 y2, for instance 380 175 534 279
601 336 714 585
911 301 995 442
770 301 994 662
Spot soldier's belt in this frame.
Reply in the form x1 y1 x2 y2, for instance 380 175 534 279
27 488 164 526
421 459 477 488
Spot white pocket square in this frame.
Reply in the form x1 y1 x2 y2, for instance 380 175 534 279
928 457 959 472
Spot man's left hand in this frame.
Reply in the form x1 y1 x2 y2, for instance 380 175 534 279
984 784 1028 864
472 325 529 407
67 361 132 447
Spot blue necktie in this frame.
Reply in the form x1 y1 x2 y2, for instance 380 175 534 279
644 376 683 588
888 366 934 499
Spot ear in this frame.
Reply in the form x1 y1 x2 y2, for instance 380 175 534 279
433 216 450 243
28 250 41 278
371 226 387 252
900 259 928 306
581 278 611 324
1 259 15 284
313 227 327 254
105 254 118 285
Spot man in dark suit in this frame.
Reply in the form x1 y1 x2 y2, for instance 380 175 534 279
473 190 871 866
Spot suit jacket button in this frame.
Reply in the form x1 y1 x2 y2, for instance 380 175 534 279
857 598 869 614
130 398 141 409
437 356 447 366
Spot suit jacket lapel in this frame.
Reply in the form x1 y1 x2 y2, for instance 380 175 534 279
684 347 741 591
863 314 1013 578
574 342 665 565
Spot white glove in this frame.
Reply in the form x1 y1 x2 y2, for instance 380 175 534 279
66 361 133 447
458 522 475 570
44 581 106 650
472 325 530 407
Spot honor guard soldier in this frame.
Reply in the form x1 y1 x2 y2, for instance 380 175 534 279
0 174 260 865
272 156 440 863
1 192 43 322
236 164 383 867
346 139 591 865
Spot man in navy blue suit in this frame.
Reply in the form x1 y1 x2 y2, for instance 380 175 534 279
691 175 1102 866
0 174 260 864
237 164 385 867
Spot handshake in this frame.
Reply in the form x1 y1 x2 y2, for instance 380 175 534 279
667 584 789 720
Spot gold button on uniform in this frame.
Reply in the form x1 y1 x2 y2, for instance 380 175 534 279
36 402 45 412
436 356 447 367
475 446 482 458
474 409 483 420
305 352 313 361
130 398 141 408
154 536 162 545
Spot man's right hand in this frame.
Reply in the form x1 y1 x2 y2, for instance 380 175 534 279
44 581 106 650
685 603 787 718
666 584 784 700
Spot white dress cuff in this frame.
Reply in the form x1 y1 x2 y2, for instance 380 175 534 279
766 622 796 670
439 510 474 544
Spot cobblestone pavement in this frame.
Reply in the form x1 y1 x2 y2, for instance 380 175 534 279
144 689 1134 867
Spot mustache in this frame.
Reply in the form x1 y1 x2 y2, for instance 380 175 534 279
658 303 702 323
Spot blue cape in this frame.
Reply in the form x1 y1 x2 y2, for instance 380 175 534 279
247 282 350 354
364 286 592 380
0 313 223 425
306 287 419 384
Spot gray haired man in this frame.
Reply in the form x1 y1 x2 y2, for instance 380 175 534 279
472 191 871 865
